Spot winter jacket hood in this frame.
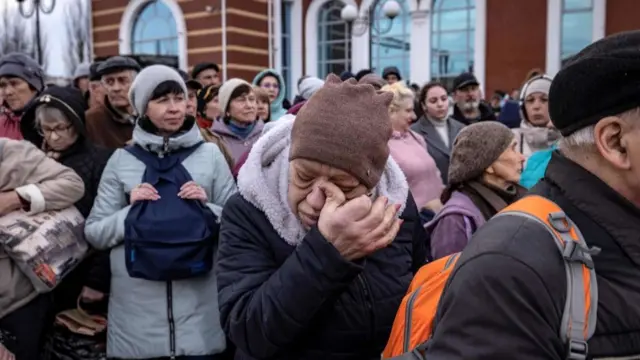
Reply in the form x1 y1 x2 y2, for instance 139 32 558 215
253 69 287 121
237 117 409 246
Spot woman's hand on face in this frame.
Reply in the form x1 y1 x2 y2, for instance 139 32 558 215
0 343 15 360
130 183 160 204
178 181 207 201
317 181 403 261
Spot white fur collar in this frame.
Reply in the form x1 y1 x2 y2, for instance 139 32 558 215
237 118 409 246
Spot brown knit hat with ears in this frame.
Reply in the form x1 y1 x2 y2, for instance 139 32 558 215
448 122 515 185
290 73 394 189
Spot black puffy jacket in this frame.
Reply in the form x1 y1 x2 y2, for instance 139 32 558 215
426 153 640 359
217 193 426 360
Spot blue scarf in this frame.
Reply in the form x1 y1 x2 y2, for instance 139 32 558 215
228 120 255 139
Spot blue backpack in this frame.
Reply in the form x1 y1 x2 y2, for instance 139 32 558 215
123 142 218 281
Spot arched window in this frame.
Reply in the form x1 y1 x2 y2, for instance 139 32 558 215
431 0 475 90
370 0 411 81
131 0 179 56
318 0 351 78
561 0 593 66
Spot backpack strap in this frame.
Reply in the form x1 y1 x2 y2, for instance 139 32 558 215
497 196 600 360
124 142 204 170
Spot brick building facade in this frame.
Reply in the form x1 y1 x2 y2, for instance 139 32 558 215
90 0 640 100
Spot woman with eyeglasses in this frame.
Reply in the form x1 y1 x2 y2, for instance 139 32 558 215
0 53 45 140
20 86 113 321
211 79 264 166
252 69 287 121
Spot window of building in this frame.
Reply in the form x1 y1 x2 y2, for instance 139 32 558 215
131 0 179 56
317 0 352 78
431 0 475 90
370 0 411 81
281 1 293 101
561 0 593 65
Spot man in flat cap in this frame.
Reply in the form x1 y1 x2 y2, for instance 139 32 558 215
424 30 640 359
451 72 496 125
191 62 221 87
85 56 140 149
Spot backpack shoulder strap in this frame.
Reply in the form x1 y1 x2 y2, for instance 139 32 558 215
123 142 203 169
497 195 599 360
171 141 204 164
124 144 154 163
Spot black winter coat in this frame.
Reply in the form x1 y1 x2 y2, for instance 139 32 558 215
217 193 426 360
426 153 640 359
52 139 113 311
19 86 114 312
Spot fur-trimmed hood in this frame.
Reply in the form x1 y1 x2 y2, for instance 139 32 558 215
237 118 409 246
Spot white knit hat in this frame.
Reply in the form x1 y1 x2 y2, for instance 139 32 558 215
128 65 187 115
218 78 252 114
298 77 324 100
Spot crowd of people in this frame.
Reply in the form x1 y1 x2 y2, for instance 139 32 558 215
0 28 639 360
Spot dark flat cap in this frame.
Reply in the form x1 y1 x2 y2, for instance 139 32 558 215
453 72 479 91
97 56 141 77
549 30 640 136
191 62 220 79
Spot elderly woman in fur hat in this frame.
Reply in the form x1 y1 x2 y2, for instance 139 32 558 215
217 74 426 359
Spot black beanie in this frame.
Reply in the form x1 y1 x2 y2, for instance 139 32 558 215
549 30 640 136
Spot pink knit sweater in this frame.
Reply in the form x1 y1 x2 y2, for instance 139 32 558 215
389 130 444 208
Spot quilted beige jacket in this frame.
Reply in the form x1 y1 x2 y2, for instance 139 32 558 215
0 139 84 319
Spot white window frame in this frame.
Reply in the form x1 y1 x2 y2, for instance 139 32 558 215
274 0 302 100
305 0 357 78
119 0 188 70
546 0 606 76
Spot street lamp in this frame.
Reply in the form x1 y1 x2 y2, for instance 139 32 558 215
16 0 56 66
340 0 401 36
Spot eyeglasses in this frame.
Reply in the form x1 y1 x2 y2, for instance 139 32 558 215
37 123 74 137
261 83 279 90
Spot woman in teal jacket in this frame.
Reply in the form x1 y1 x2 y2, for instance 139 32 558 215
253 69 287 121
520 144 558 188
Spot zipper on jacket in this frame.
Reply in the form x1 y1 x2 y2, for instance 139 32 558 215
403 286 422 353
357 274 375 342
166 281 176 359
161 137 169 158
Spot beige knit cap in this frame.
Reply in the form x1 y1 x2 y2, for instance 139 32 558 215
218 78 252 114
289 74 393 189
448 122 515 185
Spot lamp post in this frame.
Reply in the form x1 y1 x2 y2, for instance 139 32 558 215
340 0 401 36
16 0 56 66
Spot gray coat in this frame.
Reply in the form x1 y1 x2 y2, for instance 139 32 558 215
411 116 465 184
84 122 237 358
